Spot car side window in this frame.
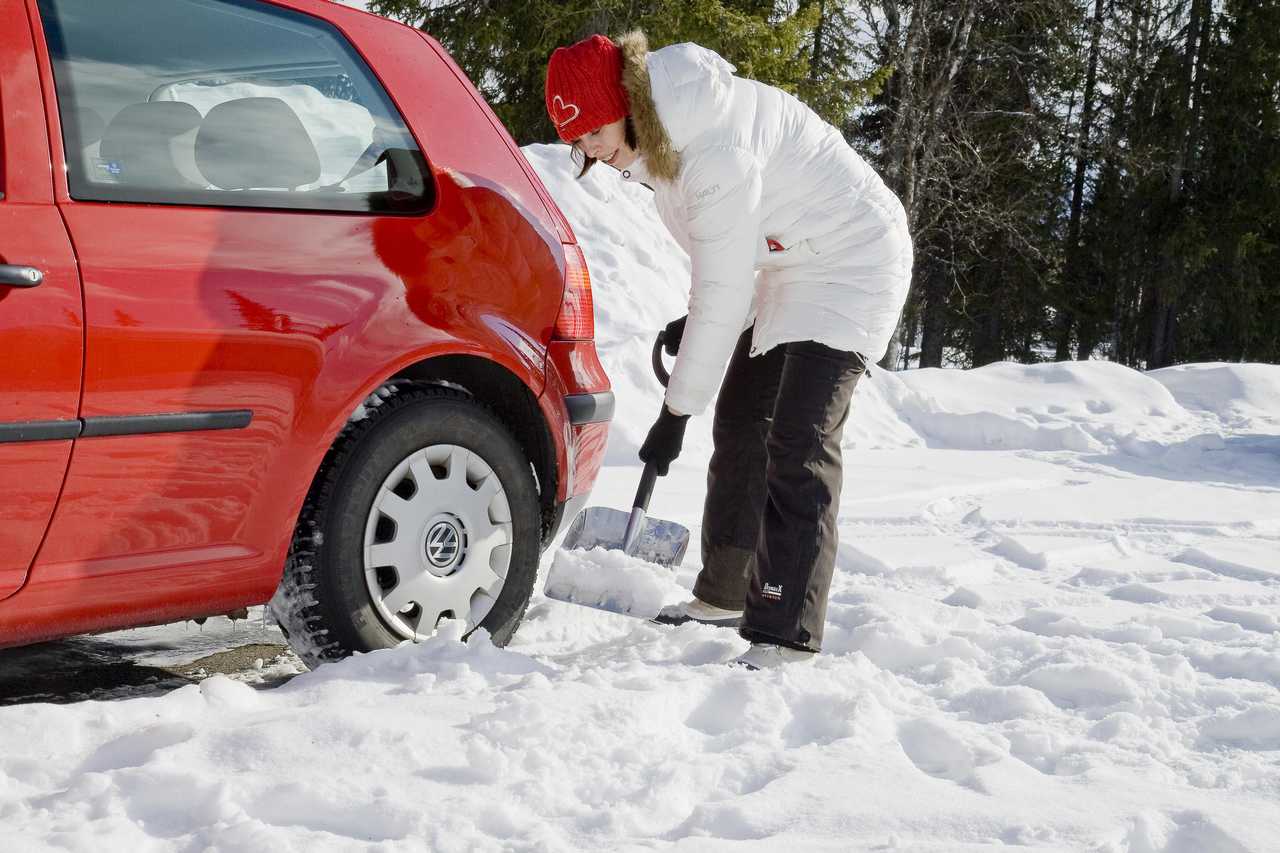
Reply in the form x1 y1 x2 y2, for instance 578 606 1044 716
36 0 434 214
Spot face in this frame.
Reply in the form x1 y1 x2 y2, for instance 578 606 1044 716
572 117 636 171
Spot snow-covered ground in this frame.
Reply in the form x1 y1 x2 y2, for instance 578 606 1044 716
2 145 1278 852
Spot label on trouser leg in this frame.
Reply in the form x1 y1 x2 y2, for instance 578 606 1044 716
761 583 783 601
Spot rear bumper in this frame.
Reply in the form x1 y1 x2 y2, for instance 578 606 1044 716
564 391 614 424
542 391 612 546
536 339 612 547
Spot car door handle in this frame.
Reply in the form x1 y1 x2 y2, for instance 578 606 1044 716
0 265 44 288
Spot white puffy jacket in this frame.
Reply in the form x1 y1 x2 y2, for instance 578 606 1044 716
616 37 913 416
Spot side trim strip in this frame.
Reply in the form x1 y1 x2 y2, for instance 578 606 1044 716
564 392 615 425
0 411 254 443
80 410 254 437
0 420 82 444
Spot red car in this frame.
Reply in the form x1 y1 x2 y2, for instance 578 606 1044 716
0 0 611 666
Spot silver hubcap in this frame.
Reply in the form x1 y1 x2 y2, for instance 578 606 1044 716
364 444 513 640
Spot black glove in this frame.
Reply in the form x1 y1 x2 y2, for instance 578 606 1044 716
662 315 687 356
639 405 690 476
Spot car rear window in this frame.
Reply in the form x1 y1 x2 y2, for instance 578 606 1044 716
36 0 435 214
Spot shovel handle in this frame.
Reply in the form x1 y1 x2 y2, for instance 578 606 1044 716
633 461 658 511
651 332 671 388
638 329 668 516
622 461 659 556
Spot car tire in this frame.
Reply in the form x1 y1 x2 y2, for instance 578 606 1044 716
271 385 540 668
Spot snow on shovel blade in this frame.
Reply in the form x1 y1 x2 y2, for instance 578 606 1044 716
544 542 687 618
543 507 690 617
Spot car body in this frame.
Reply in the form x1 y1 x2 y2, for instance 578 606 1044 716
0 0 611 656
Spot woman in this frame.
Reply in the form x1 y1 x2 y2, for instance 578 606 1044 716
545 32 912 669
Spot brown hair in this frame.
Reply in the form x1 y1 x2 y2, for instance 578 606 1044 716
572 115 639 179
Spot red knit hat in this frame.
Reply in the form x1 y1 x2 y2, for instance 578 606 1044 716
545 35 630 142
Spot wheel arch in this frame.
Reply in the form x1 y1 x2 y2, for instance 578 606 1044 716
389 355 558 539
300 353 559 551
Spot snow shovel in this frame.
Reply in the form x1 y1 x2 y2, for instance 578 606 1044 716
543 332 691 615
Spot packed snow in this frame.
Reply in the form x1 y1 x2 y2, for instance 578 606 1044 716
544 546 686 619
2 142 1278 852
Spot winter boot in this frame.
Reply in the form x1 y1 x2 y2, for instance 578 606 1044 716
731 642 815 670
653 597 743 627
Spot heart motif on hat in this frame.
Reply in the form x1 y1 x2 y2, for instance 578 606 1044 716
552 95 581 129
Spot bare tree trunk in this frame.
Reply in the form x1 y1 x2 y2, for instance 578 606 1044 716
1099 0 1149 365
1076 271 1104 359
902 309 917 368
913 0 978 205
1056 0 1106 361
883 0 929 218
878 0 978 369
973 249 1006 366
1148 0 1209 368
877 0 923 371
810 0 827 80
919 262 948 368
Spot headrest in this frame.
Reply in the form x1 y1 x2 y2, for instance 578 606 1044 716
99 102 202 187
71 107 105 149
101 103 200 154
195 97 321 190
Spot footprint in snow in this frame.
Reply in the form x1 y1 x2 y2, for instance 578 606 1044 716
78 721 196 773
685 679 758 741
897 718 1000 793
246 782 415 842
684 678 800 752
1113 809 1251 853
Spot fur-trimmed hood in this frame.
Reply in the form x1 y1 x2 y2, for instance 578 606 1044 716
617 32 745 183
618 31 681 182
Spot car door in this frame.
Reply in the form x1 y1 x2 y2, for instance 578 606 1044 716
0 1 84 600
26 0 437 604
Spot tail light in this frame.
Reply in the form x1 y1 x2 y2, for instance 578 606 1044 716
554 243 595 340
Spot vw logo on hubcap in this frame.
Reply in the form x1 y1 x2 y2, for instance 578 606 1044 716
425 520 462 569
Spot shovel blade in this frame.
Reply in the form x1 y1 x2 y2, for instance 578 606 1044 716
544 506 690 617
559 506 690 568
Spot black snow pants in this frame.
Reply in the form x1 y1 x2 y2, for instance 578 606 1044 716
692 327 865 652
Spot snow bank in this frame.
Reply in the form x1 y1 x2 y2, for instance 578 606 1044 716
890 360 1209 453
1150 362 1280 430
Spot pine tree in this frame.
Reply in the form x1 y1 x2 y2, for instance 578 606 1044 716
956 0 1077 366
1177 0 1280 362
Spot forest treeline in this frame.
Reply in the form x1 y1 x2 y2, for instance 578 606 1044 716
370 0 1279 369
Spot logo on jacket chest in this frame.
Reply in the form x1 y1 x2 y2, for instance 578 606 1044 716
694 183 720 201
